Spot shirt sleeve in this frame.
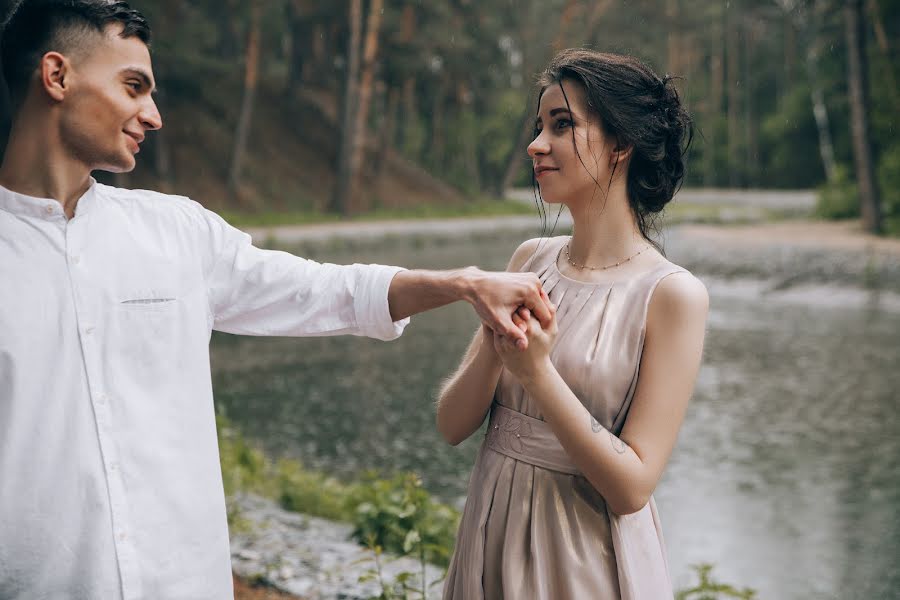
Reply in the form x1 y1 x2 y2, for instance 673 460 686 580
201 208 409 340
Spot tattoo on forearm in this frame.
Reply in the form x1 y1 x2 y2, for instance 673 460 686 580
590 415 603 433
608 431 627 454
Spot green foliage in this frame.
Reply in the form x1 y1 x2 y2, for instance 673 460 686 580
676 564 758 600
877 144 900 235
760 85 827 189
217 413 459 567
348 472 459 568
815 165 860 220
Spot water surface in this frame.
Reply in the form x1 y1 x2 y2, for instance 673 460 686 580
211 230 900 599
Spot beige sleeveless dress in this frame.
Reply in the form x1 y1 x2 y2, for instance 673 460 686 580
443 236 687 600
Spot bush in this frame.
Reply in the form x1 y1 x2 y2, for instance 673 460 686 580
676 564 757 600
877 143 900 235
348 472 460 567
815 164 859 220
217 412 460 566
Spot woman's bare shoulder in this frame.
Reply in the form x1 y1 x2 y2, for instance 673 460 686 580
507 236 566 271
648 270 709 329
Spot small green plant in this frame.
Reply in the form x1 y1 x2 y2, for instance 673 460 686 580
676 564 757 600
356 533 444 600
348 472 459 568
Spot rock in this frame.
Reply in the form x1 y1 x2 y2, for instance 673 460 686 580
230 493 445 599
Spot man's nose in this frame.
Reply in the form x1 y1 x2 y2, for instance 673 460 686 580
140 98 163 131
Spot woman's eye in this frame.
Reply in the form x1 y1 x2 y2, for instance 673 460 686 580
555 119 573 131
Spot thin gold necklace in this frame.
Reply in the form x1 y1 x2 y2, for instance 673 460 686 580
564 242 651 271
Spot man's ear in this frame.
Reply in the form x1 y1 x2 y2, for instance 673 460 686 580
40 52 70 102
609 138 633 167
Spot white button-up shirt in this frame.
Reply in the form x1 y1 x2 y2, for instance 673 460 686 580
0 180 408 599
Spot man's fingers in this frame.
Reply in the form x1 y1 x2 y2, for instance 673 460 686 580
517 306 531 321
496 314 529 349
512 311 528 332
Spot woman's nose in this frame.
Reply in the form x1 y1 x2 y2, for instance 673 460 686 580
527 131 549 158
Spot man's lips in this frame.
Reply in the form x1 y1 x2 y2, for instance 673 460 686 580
124 131 144 153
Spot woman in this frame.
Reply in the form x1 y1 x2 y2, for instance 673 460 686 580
437 49 709 600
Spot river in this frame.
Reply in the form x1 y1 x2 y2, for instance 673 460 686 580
211 225 900 600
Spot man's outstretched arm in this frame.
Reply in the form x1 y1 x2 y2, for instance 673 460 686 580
388 267 553 349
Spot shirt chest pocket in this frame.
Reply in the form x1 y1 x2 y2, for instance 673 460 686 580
103 262 208 392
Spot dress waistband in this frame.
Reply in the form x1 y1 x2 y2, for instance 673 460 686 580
484 403 581 476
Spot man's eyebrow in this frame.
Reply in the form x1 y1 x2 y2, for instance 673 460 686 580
120 67 157 94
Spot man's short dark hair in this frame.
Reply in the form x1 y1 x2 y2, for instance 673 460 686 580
1 0 151 109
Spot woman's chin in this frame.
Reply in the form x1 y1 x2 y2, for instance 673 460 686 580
536 189 566 205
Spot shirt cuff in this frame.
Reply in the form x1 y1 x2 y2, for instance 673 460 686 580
353 265 409 341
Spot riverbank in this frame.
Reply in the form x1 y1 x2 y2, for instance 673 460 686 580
225 216 897 599
246 217 900 295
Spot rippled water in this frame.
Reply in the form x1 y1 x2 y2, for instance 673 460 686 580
211 230 900 600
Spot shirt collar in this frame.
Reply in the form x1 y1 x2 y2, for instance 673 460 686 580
0 177 98 221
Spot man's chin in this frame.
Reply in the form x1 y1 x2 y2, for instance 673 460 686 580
97 157 137 174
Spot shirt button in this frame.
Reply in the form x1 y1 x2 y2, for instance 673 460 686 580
45 204 54 214
84 326 95 335
70 255 80 265
97 393 107 404
117 531 127 541
109 462 118 472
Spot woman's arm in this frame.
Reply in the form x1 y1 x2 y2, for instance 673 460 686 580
435 238 550 446
495 271 709 515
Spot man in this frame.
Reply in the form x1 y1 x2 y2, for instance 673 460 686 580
0 1 552 598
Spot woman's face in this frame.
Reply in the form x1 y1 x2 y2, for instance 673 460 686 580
527 80 615 206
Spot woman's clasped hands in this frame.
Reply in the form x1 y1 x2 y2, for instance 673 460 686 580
487 302 558 383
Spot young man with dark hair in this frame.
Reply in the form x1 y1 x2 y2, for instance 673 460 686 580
0 2 553 598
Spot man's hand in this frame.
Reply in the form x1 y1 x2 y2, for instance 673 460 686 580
462 268 555 349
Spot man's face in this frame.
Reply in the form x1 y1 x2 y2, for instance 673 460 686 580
57 25 162 173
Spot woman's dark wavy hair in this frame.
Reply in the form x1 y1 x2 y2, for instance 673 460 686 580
533 48 694 250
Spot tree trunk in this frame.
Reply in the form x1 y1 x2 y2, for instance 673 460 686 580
845 0 882 233
866 0 900 115
743 24 758 184
154 88 173 194
496 0 605 197
667 0 680 75
286 0 305 95
376 85 400 172
348 0 384 212
726 6 741 187
227 0 262 203
777 0 837 182
803 2 837 183
330 0 363 215
705 15 725 187
399 76 417 154
783 12 797 98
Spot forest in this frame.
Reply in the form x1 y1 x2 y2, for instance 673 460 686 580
0 0 897 231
